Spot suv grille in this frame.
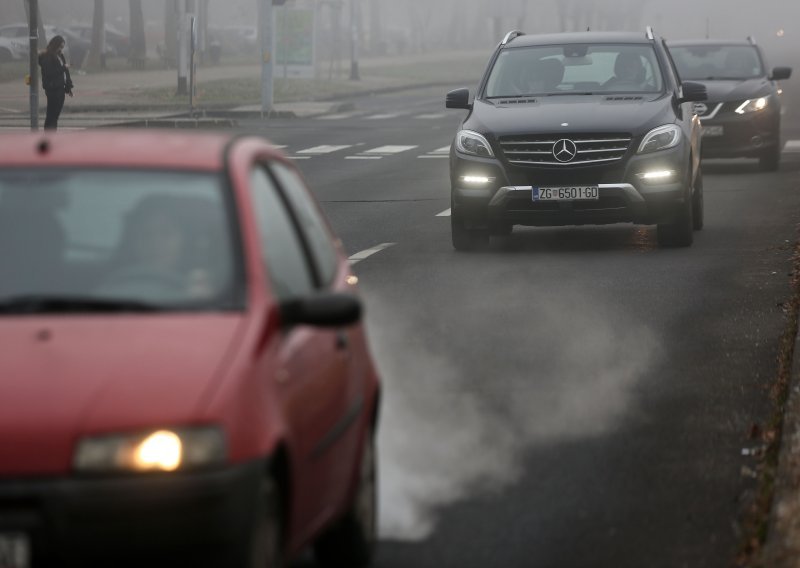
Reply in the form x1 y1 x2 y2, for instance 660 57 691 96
499 133 632 166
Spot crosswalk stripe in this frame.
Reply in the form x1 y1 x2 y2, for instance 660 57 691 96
362 145 418 155
436 208 452 217
345 156 382 160
784 140 800 153
297 145 352 155
415 113 446 120
366 113 402 120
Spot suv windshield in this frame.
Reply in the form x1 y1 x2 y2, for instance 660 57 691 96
0 169 244 313
484 44 664 98
670 45 764 80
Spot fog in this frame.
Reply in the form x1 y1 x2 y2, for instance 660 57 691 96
1 0 798 62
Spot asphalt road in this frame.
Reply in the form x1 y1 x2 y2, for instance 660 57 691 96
245 86 800 568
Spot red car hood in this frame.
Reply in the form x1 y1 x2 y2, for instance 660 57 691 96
0 314 245 476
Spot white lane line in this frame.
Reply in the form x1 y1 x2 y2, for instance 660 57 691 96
432 146 451 154
349 243 396 265
345 156 383 160
419 145 451 159
366 113 402 120
362 145 418 155
317 111 364 120
270 144 288 149
436 208 452 217
784 140 800 153
297 144 352 155
418 155 449 159
415 113 446 120
288 156 312 160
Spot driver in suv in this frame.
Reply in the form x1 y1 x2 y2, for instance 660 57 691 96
446 29 707 250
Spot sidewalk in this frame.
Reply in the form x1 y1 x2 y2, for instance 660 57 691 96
0 50 486 129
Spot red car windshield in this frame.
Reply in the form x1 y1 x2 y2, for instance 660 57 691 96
0 169 245 313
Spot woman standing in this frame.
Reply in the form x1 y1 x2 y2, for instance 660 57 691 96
38 35 74 131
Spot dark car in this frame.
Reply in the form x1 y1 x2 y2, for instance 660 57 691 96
446 29 707 250
668 38 792 171
0 130 380 568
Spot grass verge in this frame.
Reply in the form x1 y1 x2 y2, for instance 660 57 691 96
736 236 800 567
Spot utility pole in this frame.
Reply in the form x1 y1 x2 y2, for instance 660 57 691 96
260 0 275 113
349 0 360 80
27 0 39 131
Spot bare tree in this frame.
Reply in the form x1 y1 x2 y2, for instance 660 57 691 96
129 0 146 68
85 0 106 70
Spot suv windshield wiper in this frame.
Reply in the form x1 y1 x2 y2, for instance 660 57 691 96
0 295 165 314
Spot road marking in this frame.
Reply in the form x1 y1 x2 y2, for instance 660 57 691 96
366 113 402 120
317 111 364 120
345 156 383 160
288 156 312 160
349 243 396 265
297 144 352 155
362 145 418 155
415 113 446 120
784 140 800 153
436 208 452 217
270 144 288 149
418 145 451 159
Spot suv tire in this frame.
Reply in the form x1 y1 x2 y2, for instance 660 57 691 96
452 212 490 251
759 144 780 172
657 175 694 247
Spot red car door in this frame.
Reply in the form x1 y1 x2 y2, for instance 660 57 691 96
247 165 356 540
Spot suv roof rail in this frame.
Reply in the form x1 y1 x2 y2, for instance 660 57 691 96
501 30 524 46
747 35 757 45
645 26 655 41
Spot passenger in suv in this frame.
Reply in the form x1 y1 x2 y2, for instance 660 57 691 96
446 29 707 250
668 38 792 171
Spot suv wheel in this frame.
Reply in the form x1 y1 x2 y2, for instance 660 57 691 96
314 436 377 568
657 176 694 247
452 211 489 251
692 167 704 231
759 144 781 172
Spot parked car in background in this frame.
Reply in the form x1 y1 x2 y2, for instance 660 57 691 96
0 130 381 568
669 38 792 171
0 24 71 61
68 23 130 58
0 36 26 63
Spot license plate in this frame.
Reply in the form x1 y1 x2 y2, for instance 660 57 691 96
0 533 30 568
702 125 724 137
533 186 599 201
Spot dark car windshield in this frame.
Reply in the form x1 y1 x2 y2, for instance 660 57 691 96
484 43 664 98
0 169 244 313
670 45 764 80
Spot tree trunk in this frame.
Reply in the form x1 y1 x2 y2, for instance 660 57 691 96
86 0 106 70
129 0 146 68
163 0 178 68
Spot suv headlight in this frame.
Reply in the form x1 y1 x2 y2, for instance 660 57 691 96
735 96 770 114
638 124 682 154
74 426 226 473
455 130 495 158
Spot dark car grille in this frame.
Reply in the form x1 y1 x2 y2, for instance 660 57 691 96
498 133 632 166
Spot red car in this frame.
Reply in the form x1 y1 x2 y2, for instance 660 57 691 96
0 131 381 568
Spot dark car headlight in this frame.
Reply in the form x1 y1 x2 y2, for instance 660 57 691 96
735 96 771 115
74 426 226 473
638 124 682 154
455 130 495 158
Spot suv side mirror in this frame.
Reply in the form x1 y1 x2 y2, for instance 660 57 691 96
280 293 362 328
446 88 472 110
680 81 707 103
771 67 792 81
